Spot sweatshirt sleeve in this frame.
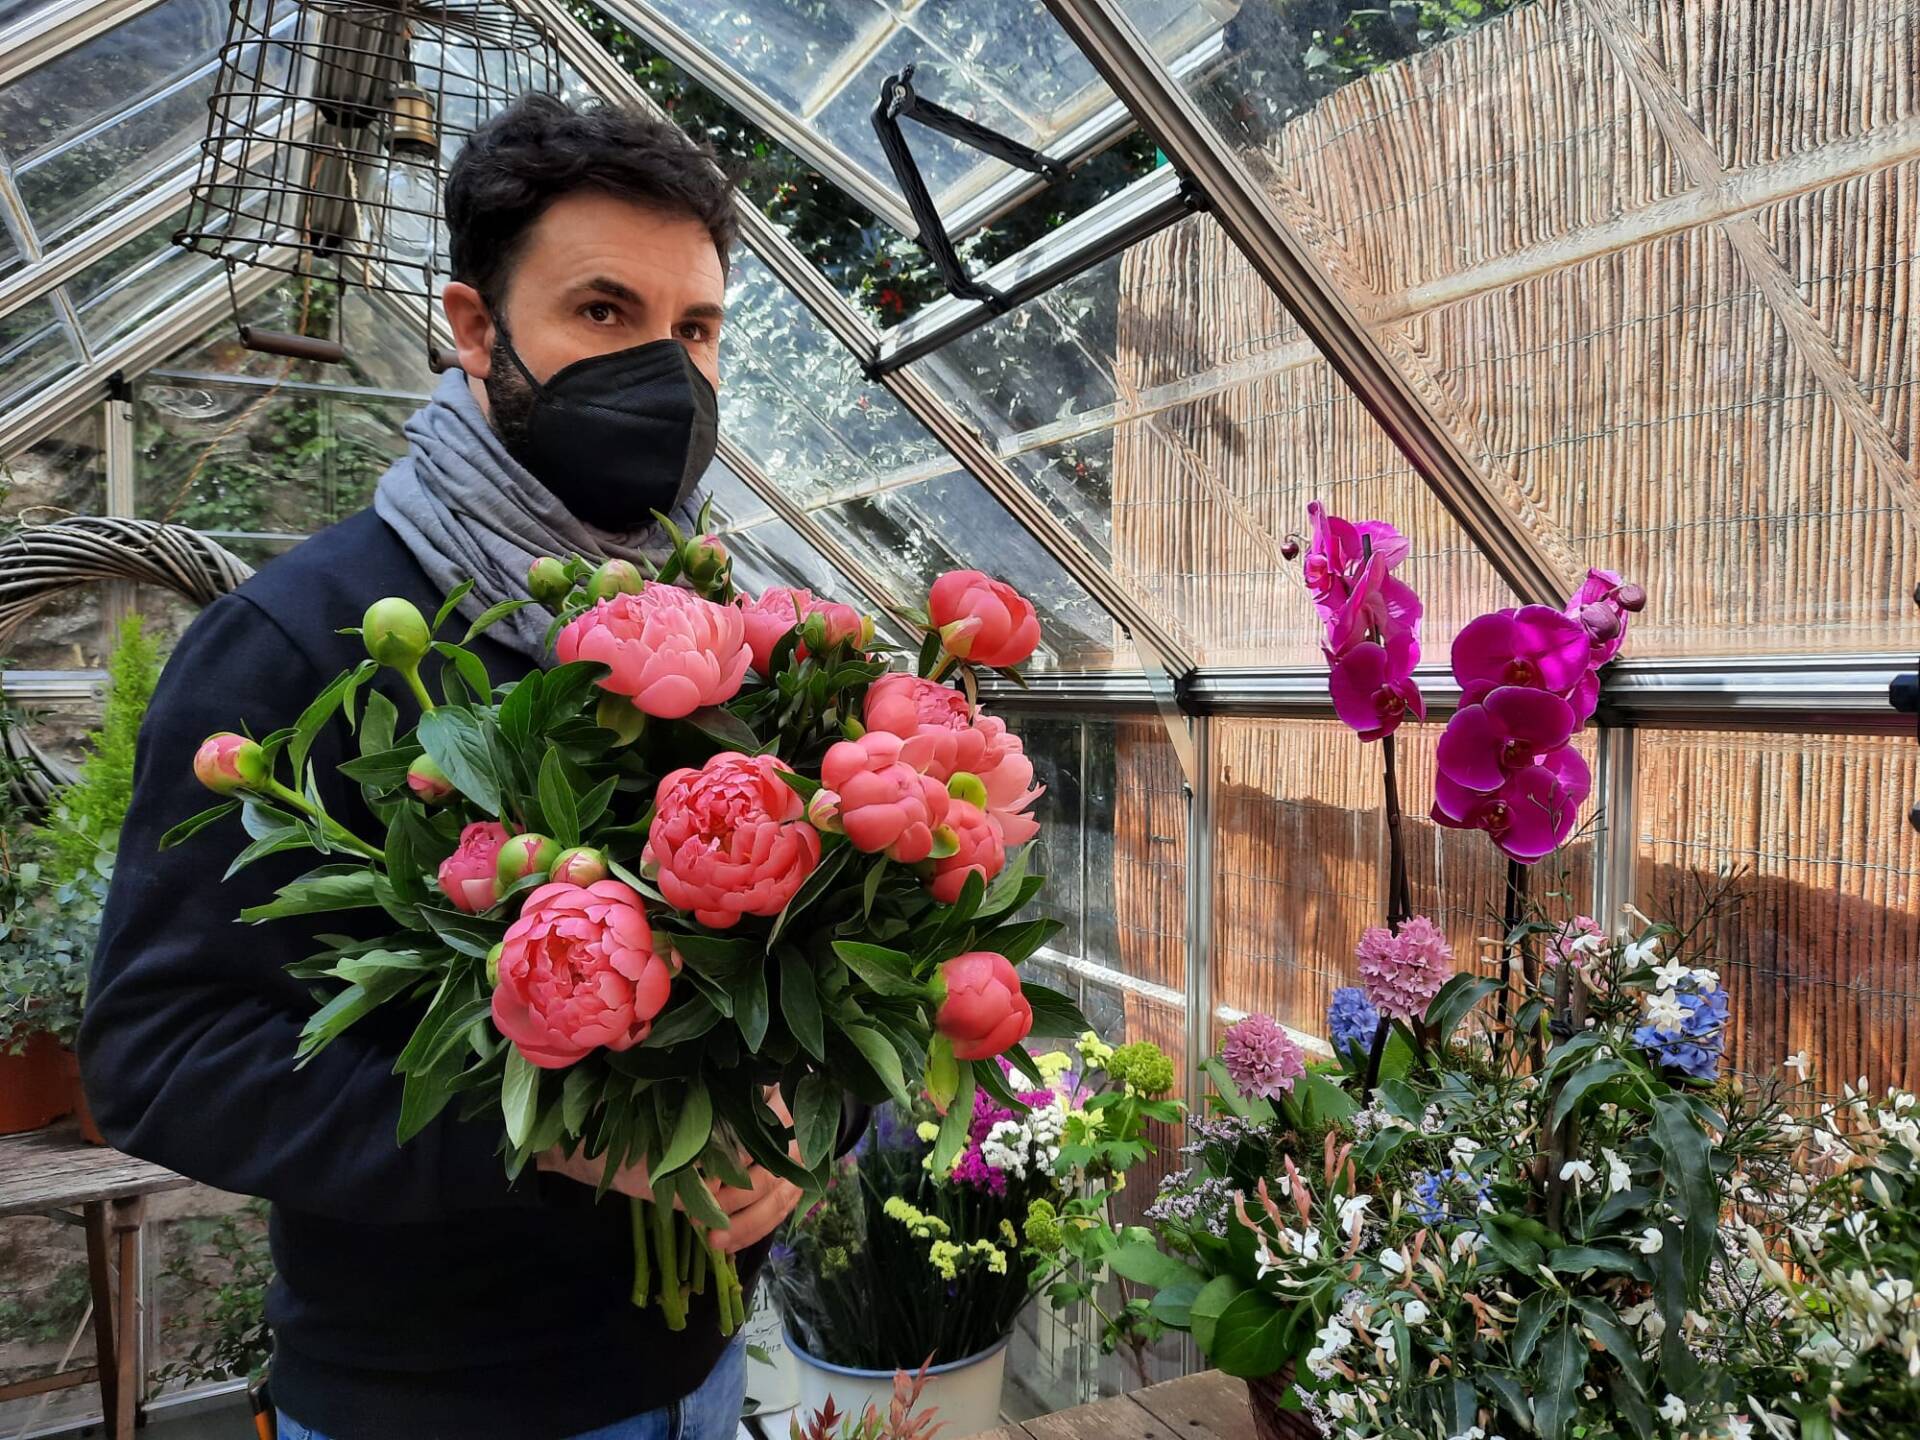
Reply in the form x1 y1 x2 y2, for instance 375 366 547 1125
79 593 533 1223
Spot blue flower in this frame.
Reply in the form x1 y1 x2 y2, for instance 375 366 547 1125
1632 987 1729 1081
1410 1168 1490 1225
1328 987 1381 1059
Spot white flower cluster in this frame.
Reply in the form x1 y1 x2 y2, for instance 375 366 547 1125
1634 937 1722 1036
979 1097 1065 1179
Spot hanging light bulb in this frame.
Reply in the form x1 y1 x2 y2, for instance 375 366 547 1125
374 84 444 270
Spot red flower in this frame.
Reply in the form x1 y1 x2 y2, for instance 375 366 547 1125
934 952 1033 1062
438 821 510 914
928 571 1040 669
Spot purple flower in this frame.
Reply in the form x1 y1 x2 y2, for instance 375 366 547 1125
1432 744 1591 863
1304 503 1422 654
1633 987 1728 1081
1327 987 1381 1059
1220 1014 1306 1100
1450 605 1592 706
1327 634 1424 743
1434 686 1577 792
1354 916 1454 1023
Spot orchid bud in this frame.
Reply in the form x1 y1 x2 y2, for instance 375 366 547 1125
193 733 268 795
1615 582 1647 613
947 771 989 809
550 845 608 886
683 534 729 587
1280 535 1302 561
586 559 645 603
406 754 454 805
595 693 647 746
485 942 504 988
495 833 562 890
527 557 571 605
362 597 431 669
1579 602 1622 641
807 789 843 834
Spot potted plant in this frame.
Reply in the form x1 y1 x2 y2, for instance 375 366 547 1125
0 696 72 1136
771 1037 1179 1435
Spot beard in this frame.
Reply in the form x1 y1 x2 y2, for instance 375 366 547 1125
482 330 539 466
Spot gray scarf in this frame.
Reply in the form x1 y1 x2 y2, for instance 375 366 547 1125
374 369 694 663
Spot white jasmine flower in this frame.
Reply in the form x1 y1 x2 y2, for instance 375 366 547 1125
1602 1147 1631 1193
1651 958 1693 990
1842 1211 1877 1242
1643 989 1690 1035
1783 1050 1810 1080
1403 1299 1430 1327
1449 1136 1479 1166
1324 1391 1357 1421
1281 1226 1322 1261
1305 1320 1353 1380
1642 1309 1667 1342
1685 1309 1711 1334
1657 1395 1688 1425
1450 1231 1487 1264
1379 1246 1407 1276
1637 1227 1666 1255
1255 1241 1282 1281
1691 967 1720 993
1559 1159 1596 1188
1718 1417 1754 1440
1338 1194 1374 1234
1745 1400 1796 1440
1622 935 1661 966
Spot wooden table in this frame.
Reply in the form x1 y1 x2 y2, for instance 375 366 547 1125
984 1372 1256 1440
0 1124 191 1437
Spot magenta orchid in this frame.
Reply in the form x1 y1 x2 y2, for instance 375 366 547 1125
1307 502 1424 743
1434 685 1577 792
1433 744 1592 861
1450 605 1592 706
1328 635 1426 742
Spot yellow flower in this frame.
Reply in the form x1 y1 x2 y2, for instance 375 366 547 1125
884 1197 950 1240
986 1246 1009 1275
1036 1051 1074 1084
928 1241 962 1281
916 1121 941 1143
1000 1219 1019 1246
1076 1031 1115 1068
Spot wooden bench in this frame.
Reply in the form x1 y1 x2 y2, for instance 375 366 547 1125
986 1371 1256 1440
0 1124 191 1437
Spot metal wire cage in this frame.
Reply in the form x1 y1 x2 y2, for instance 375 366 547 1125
174 0 559 356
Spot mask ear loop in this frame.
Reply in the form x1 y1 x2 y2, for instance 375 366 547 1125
489 309 548 398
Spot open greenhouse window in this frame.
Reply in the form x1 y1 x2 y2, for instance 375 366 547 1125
908 211 1518 667
1127 0 1920 659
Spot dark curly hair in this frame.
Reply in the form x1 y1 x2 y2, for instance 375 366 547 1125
444 93 738 307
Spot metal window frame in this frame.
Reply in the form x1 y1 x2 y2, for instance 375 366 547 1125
1038 0 1573 612
0 0 170 90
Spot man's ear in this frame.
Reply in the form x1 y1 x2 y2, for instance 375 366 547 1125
442 281 494 379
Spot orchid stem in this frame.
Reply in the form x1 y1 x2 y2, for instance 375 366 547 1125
265 780 387 863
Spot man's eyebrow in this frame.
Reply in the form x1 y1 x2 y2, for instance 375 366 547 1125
681 301 726 324
577 276 645 305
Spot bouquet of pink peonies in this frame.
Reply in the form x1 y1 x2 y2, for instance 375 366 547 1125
170 505 1084 1334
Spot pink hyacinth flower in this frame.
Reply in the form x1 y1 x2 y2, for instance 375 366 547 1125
1450 605 1593 705
1432 745 1592 863
1355 916 1455 1023
1327 633 1425 742
557 585 752 720
1434 685 1577 791
1220 1014 1306 1100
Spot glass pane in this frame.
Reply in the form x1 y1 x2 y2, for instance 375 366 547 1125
1211 717 1594 1048
1635 729 1920 1093
68 210 220 349
0 294 77 410
0 1213 98 1435
1133 0 1920 656
135 380 409 536
157 274 434 393
1 403 101 526
914 213 1517 665
720 249 1125 671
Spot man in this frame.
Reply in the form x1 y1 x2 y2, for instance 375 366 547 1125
81 96 810 1440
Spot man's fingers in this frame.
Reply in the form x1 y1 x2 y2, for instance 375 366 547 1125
710 1178 802 1254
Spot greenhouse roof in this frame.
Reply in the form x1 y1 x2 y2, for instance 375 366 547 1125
1 0 1916 728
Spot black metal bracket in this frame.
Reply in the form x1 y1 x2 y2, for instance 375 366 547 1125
871 64 1066 311
1890 580 1920 830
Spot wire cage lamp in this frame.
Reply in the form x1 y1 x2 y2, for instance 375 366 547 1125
175 0 559 368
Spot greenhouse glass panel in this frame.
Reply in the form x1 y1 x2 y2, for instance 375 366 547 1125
0 293 75 410
67 209 219 349
1634 729 1920 1095
721 248 1126 670
159 276 434 394
1210 718 1594 1050
1132 0 1920 656
0 407 110 675
913 213 1516 665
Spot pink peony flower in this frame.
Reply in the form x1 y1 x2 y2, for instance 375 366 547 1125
929 570 1041 669
927 799 1007 904
819 731 950 863
969 714 1044 845
737 586 812 678
1450 605 1592 706
1327 634 1425 742
1548 914 1607 969
646 752 821 929
490 880 674 1068
863 674 986 781
1434 685 1577 792
935 952 1033 1061
192 732 266 795
556 584 751 720
803 600 872 653
438 821 510 914
1220 1014 1306 1100
1355 915 1455 1022
1432 745 1592 863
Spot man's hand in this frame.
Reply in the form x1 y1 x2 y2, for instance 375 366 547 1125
708 1088 805 1255
537 1144 653 1200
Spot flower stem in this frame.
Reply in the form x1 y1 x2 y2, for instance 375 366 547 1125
1363 733 1413 1091
629 1194 652 1308
928 651 959 684
265 780 386 863
650 1199 687 1331
401 662 437 715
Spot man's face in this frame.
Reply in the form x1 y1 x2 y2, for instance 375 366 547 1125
443 189 726 435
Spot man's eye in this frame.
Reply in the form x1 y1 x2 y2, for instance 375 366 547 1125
677 322 711 343
584 302 619 324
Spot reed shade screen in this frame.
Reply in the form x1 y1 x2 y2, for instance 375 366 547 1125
1635 730 1920 1094
1126 0 1920 657
1206 718 1596 1047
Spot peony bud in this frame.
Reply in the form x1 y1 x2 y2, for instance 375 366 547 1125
946 771 988 809
587 560 645 603
807 789 843 834
362 597 431 669
192 733 268 795
842 717 866 742
527 557 571 605
406 754 454 804
495 833 562 890
485 942 504 988
799 610 831 655
595 692 648 746
684 534 730 586
933 951 1033 1062
549 846 609 886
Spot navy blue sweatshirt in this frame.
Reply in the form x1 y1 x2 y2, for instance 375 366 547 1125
81 509 813 1439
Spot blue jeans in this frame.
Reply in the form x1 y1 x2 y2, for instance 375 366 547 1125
277 1335 747 1440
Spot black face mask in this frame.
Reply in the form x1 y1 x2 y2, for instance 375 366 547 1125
486 321 718 532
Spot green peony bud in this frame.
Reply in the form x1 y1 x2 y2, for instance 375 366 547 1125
485 942 504 988
595 692 647 746
550 846 609 886
526 557 571 605
405 753 454 804
362 597 431 669
586 560 645 603
495 832 562 890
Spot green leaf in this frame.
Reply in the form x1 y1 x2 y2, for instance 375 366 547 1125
1550 1245 1648 1280
417 708 503 815
497 672 541 751
240 867 381 922
770 842 854 944
844 1024 910 1105
433 579 476 635
336 744 423 788
1511 1292 1558 1366
644 996 722 1049
832 940 925 998
656 1081 713 1176
1208 1289 1294 1378
1548 1056 1631 1132
683 704 762 752
159 799 240 850
1534 1322 1588 1440
291 665 368 780
501 1047 539 1149
432 642 493 706
464 597 537 643
419 905 502 959
981 917 1059 968
1480 1210 1550 1274
1107 1242 1204 1293
561 1067 597 1135
737 959 770 1050
1188 1274 1245 1356
931 1061 976 1175
537 749 581 848
779 949 826 1061
396 1066 459 1145
1652 1094 1717 1278
361 689 398 758
1147 1281 1201 1329
223 821 311 880
794 1073 840 1167
861 859 887 921
1571 1297 1650 1394
1425 974 1502 1049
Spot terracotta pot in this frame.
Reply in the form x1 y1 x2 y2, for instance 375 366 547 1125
53 1047 106 1145
1245 1366 1321 1440
0 1032 72 1135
